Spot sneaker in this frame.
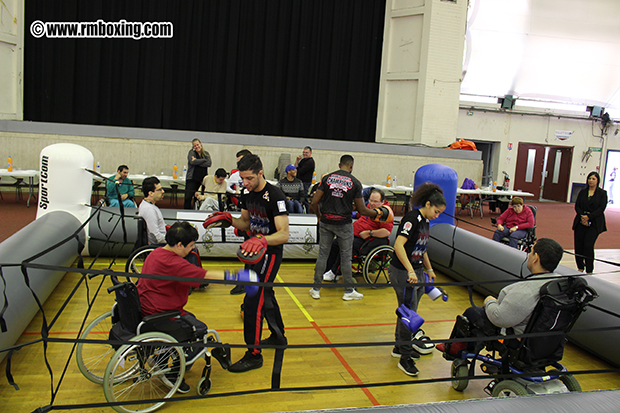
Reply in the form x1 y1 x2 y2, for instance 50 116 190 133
323 270 336 281
259 335 288 346
197 284 209 292
342 290 363 301
391 347 420 359
411 329 435 354
398 357 419 376
230 284 245 295
309 288 321 299
228 351 263 373
161 374 190 394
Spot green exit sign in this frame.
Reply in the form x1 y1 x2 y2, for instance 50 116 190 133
588 147 602 152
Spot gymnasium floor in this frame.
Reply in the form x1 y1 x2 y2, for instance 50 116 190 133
1 251 620 413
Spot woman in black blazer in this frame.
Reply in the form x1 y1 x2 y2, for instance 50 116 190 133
573 171 607 274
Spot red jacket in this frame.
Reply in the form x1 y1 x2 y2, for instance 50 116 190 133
497 206 534 229
353 201 394 238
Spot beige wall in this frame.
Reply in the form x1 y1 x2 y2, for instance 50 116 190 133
0 129 483 189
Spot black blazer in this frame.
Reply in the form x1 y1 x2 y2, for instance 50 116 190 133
573 187 607 234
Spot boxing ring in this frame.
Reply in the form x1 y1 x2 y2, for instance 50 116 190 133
1 144 620 412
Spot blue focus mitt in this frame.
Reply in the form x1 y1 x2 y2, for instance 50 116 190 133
225 269 259 297
396 304 424 333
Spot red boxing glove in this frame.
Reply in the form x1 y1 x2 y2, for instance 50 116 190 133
165 225 171 232
203 212 233 229
234 227 249 238
237 235 268 265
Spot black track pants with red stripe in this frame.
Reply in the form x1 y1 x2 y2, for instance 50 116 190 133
243 250 285 356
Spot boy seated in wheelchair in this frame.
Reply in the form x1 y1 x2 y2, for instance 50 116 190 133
126 221 257 392
438 238 565 363
322 188 394 281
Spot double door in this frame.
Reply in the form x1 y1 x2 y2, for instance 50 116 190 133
513 143 573 202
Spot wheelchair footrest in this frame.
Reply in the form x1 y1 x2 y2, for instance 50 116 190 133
211 345 232 370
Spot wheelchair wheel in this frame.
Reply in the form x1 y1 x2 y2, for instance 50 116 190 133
451 359 469 391
362 245 393 287
125 245 157 284
103 332 186 413
197 377 212 396
548 369 581 392
76 310 115 384
492 380 528 397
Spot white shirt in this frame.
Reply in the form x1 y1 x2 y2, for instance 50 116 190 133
227 171 243 194
139 200 166 244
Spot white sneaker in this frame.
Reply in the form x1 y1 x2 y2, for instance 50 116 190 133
309 288 321 299
323 270 336 281
342 290 363 301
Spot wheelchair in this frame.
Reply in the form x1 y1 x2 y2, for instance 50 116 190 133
76 280 230 413
352 239 394 287
443 276 597 397
491 204 537 253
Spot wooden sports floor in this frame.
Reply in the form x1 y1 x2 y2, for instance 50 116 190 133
1 251 620 413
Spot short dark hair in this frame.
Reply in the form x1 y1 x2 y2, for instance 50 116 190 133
339 154 354 166
236 149 252 158
117 165 129 172
165 221 198 247
586 171 601 187
370 188 385 201
532 238 563 273
215 168 227 178
237 154 263 174
304 146 312 152
141 176 160 197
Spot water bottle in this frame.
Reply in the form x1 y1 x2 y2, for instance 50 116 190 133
7 155 13 172
386 174 391 187
173 164 178 179
492 181 497 192
96 161 101 174
183 165 187 179
312 171 317 184
392 175 397 187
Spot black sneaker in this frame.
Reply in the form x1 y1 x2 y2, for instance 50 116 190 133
162 374 190 394
228 352 263 373
398 357 419 376
230 285 245 295
259 335 288 346
391 347 420 359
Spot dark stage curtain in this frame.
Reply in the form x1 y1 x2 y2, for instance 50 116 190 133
24 1 385 143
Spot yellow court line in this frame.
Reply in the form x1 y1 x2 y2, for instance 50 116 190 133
276 274 314 323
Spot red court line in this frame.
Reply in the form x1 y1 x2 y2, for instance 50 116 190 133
310 320 380 406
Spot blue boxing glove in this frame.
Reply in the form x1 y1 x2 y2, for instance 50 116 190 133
225 269 260 297
396 304 425 333
423 272 448 302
